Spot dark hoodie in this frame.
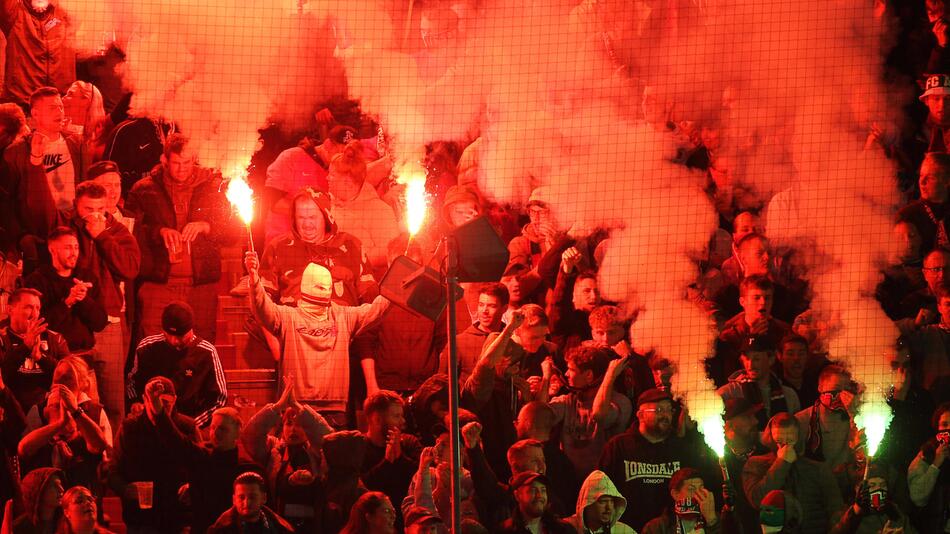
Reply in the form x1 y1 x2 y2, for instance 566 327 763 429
12 467 63 534
260 188 377 307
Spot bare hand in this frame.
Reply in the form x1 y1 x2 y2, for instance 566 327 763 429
541 357 555 378
181 221 210 243
29 132 49 161
778 443 798 464
508 310 526 330
419 446 437 470
538 221 558 242
511 375 531 398
315 108 335 126
750 316 769 334
561 246 581 273
606 355 630 379
384 429 402 463
22 318 47 350
83 212 107 238
144 380 165 415
160 227 183 255
244 251 260 285
66 279 92 307
276 375 295 409
54 384 79 412
461 421 482 450
527 375 543 394
288 469 315 486
934 442 949 468
694 487 717 524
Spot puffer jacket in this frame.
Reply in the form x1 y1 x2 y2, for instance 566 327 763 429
564 470 637 534
125 164 237 285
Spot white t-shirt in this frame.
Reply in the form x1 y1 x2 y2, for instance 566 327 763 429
42 136 75 211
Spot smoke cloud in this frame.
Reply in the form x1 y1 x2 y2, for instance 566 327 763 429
63 0 346 174
64 0 901 439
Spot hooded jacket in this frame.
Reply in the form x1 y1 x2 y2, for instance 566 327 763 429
565 470 637 534
125 164 237 286
1 0 76 106
12 467 63 534
248 274 389 410
260 188 376 307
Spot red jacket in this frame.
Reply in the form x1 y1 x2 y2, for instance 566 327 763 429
1 0 76 106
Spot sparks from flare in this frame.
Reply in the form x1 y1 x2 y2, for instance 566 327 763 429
405 174 428 237
226 173 256 253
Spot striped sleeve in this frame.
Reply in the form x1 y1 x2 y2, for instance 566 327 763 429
126 335 165 400
193 341 228 428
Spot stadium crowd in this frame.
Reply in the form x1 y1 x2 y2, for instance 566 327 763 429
0 0 949 532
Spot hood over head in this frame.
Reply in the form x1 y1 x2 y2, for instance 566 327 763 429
575 470 626 527
20 467 63 526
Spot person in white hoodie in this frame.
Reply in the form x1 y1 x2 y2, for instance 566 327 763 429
244 251 390 427
565 470 637 534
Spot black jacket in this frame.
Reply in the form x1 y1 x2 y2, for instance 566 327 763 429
156 411 263 534
107 409 198 532
23 265 108 351
208 505 296 534
0 318 69 410
125 164 238 286
127 334 227 427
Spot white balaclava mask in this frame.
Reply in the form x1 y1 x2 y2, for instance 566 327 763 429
299 263 332 316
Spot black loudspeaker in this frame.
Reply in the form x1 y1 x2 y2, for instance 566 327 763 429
380 255 446 322
452 216 510 283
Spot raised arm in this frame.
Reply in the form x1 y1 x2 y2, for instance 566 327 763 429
245 251 283 335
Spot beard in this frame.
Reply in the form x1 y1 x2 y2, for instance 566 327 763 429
646 417 672 438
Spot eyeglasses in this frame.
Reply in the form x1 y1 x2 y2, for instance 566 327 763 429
641 407 673 415
923 266 946 273
819 390 845 399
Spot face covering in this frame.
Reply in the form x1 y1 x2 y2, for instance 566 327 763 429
819 389 853 413
673 497 701 520
298 263 332 316
759 505 785 532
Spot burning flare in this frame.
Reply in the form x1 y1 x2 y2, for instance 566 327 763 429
701 413 727 458
856 400 892 459
398 165 428 237
226 175 255 226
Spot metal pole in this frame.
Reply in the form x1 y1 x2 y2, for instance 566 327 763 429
445 238 462 534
